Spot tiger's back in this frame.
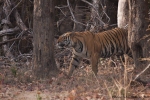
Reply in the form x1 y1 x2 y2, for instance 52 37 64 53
95 28 130 57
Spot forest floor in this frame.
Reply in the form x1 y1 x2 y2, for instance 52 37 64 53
0 52 150 100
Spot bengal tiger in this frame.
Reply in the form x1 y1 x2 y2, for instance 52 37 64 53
57 28 132 76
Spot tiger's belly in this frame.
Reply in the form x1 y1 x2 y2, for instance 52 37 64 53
73 49 90 59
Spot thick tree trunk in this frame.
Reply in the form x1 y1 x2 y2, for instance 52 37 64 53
128 0 150 78
33 0 58 79
117 0 128 28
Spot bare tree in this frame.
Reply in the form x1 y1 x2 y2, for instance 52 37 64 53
117 0 128 28
33 0 59 78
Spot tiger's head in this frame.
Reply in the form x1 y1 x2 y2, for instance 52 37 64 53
57 32 75 48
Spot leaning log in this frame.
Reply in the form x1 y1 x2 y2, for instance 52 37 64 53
0 27 19 36
2 0 13 57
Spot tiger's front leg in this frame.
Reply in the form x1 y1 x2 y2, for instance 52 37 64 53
68 54 82 77
91 53 99 76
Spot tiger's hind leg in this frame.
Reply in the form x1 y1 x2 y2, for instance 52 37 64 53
68 54 82 77
91 53 99 76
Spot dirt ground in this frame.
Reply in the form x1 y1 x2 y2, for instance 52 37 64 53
0 55 150 100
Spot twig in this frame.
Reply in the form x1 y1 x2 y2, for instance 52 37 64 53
7 0 23 19
104 80 113 99
67 0 87 26
55 5 68 16
67 0 75 20
71 18 87 26
137 34 150 43
0 35 32 46
99 1 110 23
7 30 24 55
81 0 105 25
92 71 100 85
139 58 150 61
17 54 32 58
81 0 93 7
56 16 68 28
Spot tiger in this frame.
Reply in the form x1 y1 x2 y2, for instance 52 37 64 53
57 28 132 76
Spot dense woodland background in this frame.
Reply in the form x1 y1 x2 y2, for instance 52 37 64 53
0 0 119 56
0 0 150 99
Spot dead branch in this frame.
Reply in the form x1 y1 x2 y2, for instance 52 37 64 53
81 0 105 25
99 1 110 23
9 0 28 31
67 0 75 20
55 5 73 29
7 0 23 18
139 58 150 61
14 10 28 31
0 26 19 36
56 17 66 29
1 0 29 58
55 6 68 16
0 35 33 46
133 63 150 81
67 0 87 27
56 0 110 32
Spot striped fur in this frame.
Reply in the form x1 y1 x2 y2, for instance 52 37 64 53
57 28 132 76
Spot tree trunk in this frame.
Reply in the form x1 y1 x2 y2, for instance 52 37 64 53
117 0 128 28
33 0 58 79
128 0 150 78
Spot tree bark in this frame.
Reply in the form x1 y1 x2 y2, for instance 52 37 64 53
117 0 128 28
128 0 150 76
33 0 59 79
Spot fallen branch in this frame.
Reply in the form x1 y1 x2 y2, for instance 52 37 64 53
0 26 19 36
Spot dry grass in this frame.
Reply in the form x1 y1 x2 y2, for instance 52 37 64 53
0 55 150 100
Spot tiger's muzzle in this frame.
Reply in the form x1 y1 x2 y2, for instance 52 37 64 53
57 40 70 49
